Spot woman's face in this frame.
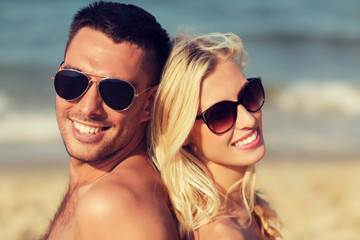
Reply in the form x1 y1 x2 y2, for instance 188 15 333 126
189 59 265 178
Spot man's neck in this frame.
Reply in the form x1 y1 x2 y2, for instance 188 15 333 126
69 135 147 188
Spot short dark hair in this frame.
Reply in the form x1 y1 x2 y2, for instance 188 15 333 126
65 1 170 84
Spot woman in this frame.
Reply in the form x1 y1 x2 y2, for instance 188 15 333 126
149 32 281 240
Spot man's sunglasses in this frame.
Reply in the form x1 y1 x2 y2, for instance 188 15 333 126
52 67 151 111
195 77 265 134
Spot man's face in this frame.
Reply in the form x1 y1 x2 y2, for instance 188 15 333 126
56 27 152 162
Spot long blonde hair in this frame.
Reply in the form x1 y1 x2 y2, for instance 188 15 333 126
149 32 281 239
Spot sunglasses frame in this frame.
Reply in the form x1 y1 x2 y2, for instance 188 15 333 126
195 77 264 134
52 64 151 112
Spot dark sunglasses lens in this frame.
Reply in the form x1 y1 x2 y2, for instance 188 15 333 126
242 79 264 112
205 101 236 134
99 79 135 111
54 70 89 100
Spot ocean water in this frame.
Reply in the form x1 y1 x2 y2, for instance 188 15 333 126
0 0 359 162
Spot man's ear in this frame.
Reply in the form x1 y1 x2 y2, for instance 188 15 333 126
141 85 158 123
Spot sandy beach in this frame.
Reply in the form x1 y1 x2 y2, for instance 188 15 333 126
1 156 359 240
257 157 360 240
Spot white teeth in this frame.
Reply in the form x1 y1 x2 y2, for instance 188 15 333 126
74 122 103 135
234 130 258 147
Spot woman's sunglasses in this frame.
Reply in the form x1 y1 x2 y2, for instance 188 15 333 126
195 77 265 134
52 67 151 111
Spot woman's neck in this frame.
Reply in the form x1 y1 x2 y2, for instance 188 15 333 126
206 161 248 196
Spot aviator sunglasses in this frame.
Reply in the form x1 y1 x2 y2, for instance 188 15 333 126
52 63 151 111
195 77 265 134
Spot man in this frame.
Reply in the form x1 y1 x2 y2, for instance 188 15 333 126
42 2 178 239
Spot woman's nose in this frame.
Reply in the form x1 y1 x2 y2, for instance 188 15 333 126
233 104 258 130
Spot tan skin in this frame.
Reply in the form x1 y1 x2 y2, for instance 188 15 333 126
189 60 265 240
43 27 178 240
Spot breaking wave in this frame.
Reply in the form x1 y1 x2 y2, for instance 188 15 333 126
268 79 360 117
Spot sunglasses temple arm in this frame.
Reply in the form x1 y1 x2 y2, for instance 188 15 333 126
134 86 152 97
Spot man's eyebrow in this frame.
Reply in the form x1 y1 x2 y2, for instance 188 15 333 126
62 64 140 88
63 64 81 72
62 64 107 78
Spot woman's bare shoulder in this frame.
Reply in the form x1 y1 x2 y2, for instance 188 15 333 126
195 218 246 240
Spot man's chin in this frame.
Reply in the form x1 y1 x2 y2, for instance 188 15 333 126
65 144 105 163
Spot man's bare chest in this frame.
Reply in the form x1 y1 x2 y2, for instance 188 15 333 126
43 190 80 240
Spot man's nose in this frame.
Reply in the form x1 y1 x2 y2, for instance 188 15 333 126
77 82 106 117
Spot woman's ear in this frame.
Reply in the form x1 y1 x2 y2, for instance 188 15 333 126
182 138 198 157
141 85 158 123
183 136 190 147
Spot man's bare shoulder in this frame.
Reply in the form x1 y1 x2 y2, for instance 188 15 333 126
75 155 178 240
85 158 165 206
